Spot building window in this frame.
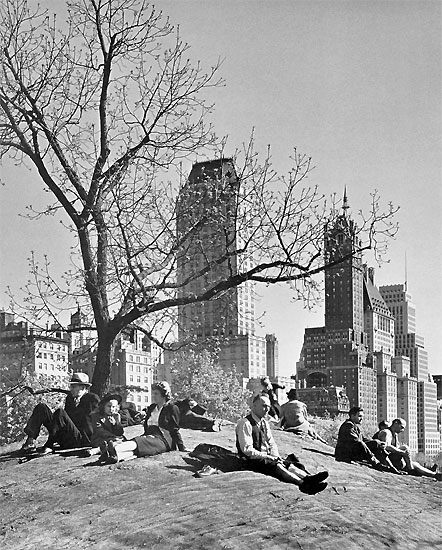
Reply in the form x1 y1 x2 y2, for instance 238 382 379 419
129 375 133 382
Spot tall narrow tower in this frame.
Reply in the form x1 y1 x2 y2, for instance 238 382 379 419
297 190 377 424
175 158 268 380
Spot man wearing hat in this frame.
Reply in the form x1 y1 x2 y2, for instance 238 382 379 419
21 372 99 454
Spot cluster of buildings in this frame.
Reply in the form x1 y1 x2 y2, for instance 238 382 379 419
1 157 440 457
0 309 162 410
296 192 440 456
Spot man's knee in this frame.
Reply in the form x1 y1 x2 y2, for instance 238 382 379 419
33 402 51 414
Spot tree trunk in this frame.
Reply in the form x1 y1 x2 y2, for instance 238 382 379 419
91 333 116 397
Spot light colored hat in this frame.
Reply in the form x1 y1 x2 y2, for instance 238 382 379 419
69 372 92 386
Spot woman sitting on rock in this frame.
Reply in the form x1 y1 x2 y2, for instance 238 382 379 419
104 382 186 464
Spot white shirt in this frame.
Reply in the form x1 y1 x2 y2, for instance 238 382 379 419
147 405 164 427
236 412 279 460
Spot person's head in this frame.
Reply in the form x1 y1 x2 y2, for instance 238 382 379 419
286 389 297 401
260 377 272 391
69 372 91 399
378 419 390 431
251 393 271 419
152 381 172 405
99 394 122 415
348 406 364 424
390 418 407 434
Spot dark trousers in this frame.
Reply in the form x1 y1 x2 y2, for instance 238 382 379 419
24 403 86 449
337 439 388 463
180 411 214 430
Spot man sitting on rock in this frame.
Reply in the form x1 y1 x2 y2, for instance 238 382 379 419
335 406 398 472
235 393 329 494
21 372 99 454
279 389 326 443
375 418 442 480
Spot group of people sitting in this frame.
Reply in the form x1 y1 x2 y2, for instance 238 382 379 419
335 406 441 479
19 372 441 497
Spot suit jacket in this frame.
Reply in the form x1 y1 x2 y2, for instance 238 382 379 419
144 402 185 451
90 412 124 447
64 391 100 441
335 419 370 462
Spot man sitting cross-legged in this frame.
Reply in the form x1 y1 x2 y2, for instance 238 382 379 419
375 418 442 480
235 393 329 495
335 406 399 473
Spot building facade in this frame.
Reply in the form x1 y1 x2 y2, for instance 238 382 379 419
379 284 439 456
175 158 277 380
296 193 377 425
0 311 69 385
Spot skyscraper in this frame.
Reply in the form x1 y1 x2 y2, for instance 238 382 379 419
379 284 439 455
297 192 377 424
176 158 272 379
363 268 397 422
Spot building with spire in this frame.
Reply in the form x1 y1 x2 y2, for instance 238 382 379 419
296 191 377 425
379 284 439 456
175 158 278 380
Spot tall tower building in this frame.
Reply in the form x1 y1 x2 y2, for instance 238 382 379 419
297 191 377 424
363 268 397 422
176 159 272 380
379 284 439 456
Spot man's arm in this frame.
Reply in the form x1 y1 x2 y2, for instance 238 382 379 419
263 420 280 457
377 430 405 454
236 419 278 461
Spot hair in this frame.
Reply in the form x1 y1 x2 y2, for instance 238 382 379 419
99 394 121 413
378 420 390 430
152 381 172 401
252 392 270 404
348 406 364 417
392 418 406 426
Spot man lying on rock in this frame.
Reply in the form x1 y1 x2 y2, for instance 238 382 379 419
234 393 329 494
335 406 400 473
21 372 99 454
175 397 224 432
374 418 442 480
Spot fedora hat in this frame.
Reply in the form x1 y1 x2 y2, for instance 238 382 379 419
286 388 298 400
69 372 92 386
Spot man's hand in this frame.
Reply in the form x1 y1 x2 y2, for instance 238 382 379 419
108 416 116 425
265 455 282 464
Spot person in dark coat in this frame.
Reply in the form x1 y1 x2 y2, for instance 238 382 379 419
335 407 398 472
175 398 222 431
21 372 99 454
89 394 125 457
104 381 186 464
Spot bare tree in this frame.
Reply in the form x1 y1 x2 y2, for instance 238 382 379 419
0 0 398 396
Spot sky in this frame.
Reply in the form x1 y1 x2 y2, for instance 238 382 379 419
0 1 441 375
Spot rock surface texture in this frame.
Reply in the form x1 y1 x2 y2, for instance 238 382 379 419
0 425 441 549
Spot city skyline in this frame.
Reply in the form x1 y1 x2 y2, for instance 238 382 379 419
0 1 440 376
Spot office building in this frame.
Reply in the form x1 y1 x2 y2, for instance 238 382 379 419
296 191 377 424
176 158 277 380
379 284 439 455
0 311 69 385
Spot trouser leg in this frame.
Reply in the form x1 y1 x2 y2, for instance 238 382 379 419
181 412 214 430
366 440 389 462
51 409 85 449
24 403 53 439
